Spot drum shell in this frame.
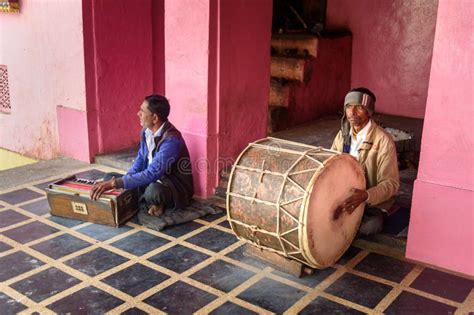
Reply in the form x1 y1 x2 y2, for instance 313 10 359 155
226 138 365 268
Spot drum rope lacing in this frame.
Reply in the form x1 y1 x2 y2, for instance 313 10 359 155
275 148 324 257
228 143 326 263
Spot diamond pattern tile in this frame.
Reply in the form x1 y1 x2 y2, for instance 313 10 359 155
160 221 204 238
185 227 238 252
64 248 128 276
47 286 124 314
325 272 392 309
0 209 30 228
209 301 258 315
102 263 170 297
237 277 306 313
300 296 365 315
110 231 169 256
2 221 59 244
410 268 473 303
0 251 45 282
144 281 216 314
354 252 415 283
47 215 85 228
385 291 457 314
20 198 50 216
190 259 255 292
0 188 43 205
76 224 133 241
148 244 209 273
10 267 81 302
0 292 27 314
1 168 473 314
31 233 92 259
0 241 13 252
272 267 336 288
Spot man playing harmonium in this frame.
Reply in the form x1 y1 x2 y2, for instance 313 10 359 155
90 95 194 217
331 87 400 236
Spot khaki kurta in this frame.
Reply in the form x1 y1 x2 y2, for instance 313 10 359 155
331 121 400 210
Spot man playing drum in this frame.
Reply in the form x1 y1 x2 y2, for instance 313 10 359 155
331 87 400 236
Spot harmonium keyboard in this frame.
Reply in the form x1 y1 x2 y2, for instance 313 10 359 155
46 170 139 227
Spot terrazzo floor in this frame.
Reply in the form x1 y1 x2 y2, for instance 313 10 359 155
0 165 472 314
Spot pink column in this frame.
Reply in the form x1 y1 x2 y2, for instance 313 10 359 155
406 0 474 276
164 0 215 197
164 0 273 197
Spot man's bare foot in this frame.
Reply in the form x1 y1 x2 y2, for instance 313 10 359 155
148 204 164 217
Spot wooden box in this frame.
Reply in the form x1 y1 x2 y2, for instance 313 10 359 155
46 171 139 227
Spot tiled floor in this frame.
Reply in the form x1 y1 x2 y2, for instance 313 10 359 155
0 166 473 314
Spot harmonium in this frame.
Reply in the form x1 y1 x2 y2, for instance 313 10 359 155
46 170 139 227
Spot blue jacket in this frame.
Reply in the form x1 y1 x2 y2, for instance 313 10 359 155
116 122 194 209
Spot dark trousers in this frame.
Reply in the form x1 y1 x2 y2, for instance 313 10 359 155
139 182 174 211
359 207 385 236
105 173 174 211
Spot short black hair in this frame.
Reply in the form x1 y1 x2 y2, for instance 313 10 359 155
145 94 170 121
350 87 376 103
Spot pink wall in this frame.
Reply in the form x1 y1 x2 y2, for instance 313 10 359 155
406 0 473 276
288 36 352 126
57 106 90 162
218 0 273 162
326 0 438 118
82 0 162 159
0 0 86 159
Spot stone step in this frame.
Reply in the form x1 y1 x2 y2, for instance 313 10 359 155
269 80 290 108
270 56 310 82
94 147 137 172
271 34 318 58
267 105 289 134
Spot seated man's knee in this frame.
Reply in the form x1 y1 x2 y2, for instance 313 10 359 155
143 182 173 208
359 207 385 236
143 183 162 201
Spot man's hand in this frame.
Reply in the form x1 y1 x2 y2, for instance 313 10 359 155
333 188 368 220
90 177 116 201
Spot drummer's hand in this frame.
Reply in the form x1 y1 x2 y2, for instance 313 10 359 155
341 188 368 214
90 177 116 200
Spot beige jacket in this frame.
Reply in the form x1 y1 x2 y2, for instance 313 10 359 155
331 121 400 210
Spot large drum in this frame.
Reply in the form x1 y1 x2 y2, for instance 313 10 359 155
227 137 366 268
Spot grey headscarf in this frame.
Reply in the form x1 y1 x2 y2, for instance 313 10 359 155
341 90 376 153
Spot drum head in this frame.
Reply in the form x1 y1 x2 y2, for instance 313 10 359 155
302 154 365 268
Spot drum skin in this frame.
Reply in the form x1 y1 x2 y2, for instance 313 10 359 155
226 138 365 268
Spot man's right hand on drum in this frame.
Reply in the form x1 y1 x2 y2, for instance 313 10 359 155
334 188 368 220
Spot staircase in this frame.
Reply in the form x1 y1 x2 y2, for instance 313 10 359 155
268 33 318 133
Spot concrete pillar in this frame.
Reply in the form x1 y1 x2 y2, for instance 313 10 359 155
406 0 473 276
164 0 273 197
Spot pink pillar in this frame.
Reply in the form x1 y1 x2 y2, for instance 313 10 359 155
164 0 273 197
406 0 474 276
